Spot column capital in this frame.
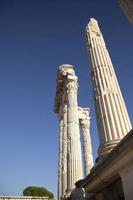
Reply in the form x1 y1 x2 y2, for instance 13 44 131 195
66 81 78 94
80 118 90 129
78 107 90 129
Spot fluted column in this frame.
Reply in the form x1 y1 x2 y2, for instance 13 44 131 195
55 64 85 199
80 115 93 176
58 105 63 200
66 75 83 194
85 18 132 156
61 100 68 197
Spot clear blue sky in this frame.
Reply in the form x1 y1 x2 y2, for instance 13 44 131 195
0 0 133 197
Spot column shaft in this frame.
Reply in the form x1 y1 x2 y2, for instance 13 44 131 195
62 102 68 197
81 119 93 176
58 105 63 200
78 107 93 176
66 79 83 194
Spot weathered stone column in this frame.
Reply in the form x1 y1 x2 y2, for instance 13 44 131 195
61 100 68 198
66 71 83 194
79 107 93 176
58 105 63 200
80 115 93 176
55 64 84 199
85 18 132 156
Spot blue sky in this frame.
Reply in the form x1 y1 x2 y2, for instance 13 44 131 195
0 0 133 197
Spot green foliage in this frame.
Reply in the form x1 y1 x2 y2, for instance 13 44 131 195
23 186 54 198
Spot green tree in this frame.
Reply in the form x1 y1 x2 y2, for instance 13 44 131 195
23 186 54 198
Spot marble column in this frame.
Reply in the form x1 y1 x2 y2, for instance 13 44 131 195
85 18 132 156
55 64 85 199
80 109 93 176
58 105 63 200
66 73 83 194
61 100 68 197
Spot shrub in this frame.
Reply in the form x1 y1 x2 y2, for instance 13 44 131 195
23 186 54 198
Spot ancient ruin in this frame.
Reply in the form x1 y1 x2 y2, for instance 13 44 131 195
54 64 93 200
85 18 132 156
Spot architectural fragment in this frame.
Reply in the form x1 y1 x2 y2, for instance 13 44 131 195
81 129 133 200
85 18 132 156
54 64 93 200
78 107 93 176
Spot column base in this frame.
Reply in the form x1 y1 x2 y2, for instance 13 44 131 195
65 188 73 197
98 139 121 156
92 139 121 168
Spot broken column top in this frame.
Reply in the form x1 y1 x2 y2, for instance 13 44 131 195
86 18 105 48
86 18 100 33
